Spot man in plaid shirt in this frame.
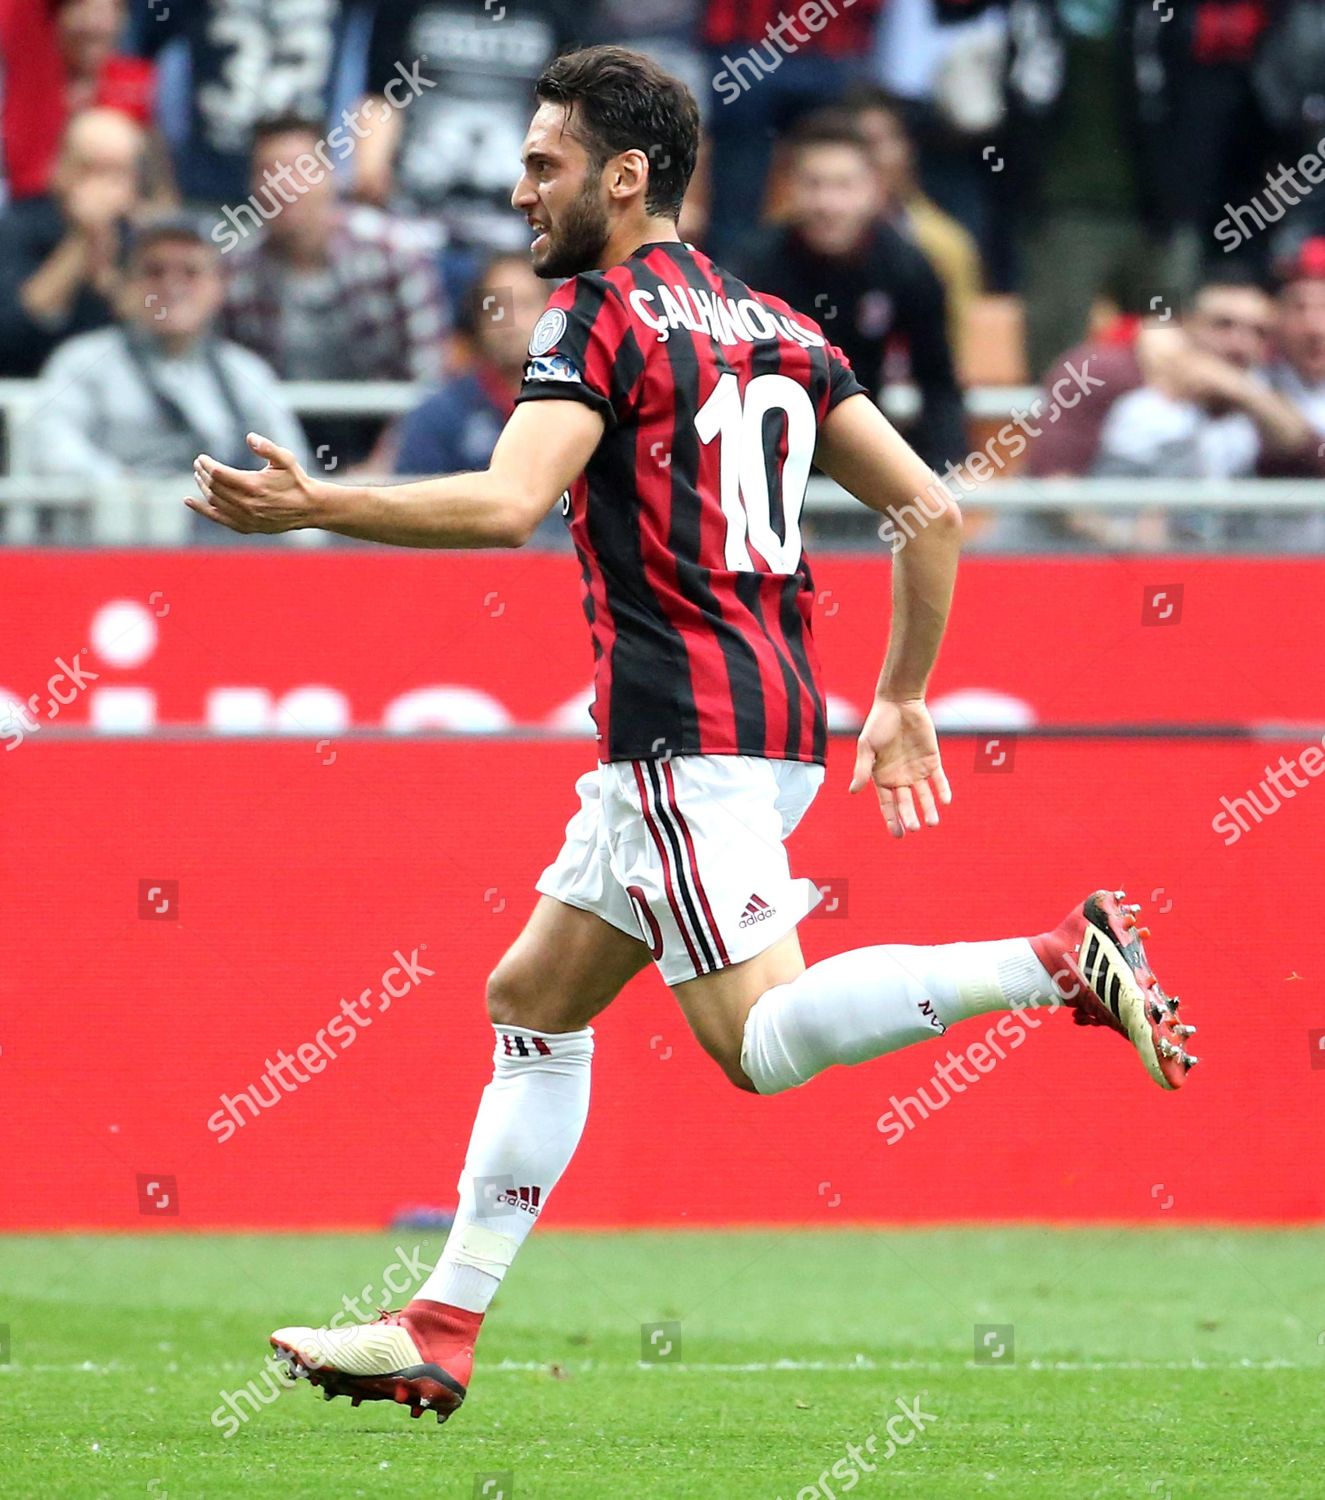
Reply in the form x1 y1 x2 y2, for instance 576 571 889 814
222 113 448 391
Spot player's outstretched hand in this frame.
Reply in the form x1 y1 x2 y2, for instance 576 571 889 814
186 433 320 533
849 697 951 839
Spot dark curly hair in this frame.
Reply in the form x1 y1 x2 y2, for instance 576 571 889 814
534 46 699 222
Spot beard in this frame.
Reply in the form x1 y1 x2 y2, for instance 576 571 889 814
532 176 611 279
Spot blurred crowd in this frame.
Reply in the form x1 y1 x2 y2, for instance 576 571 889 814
1 0 1324 547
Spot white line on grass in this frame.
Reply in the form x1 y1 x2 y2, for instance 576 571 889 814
485 1357 1309 1374
0 1357 1311 1376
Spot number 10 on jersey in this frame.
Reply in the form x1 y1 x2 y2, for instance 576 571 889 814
695 372 817 575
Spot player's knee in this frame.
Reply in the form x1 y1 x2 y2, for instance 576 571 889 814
484 958 541 1028
485 954 594 1031
725 1063 761 1095
704 1038 761 1094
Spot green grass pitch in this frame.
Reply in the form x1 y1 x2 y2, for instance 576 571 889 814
3 1228 1322 1498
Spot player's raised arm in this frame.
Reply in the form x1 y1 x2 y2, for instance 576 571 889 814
813 391 963 837
186 398 604 548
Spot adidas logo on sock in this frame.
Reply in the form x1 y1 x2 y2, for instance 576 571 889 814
495 1184 542 1215
738 894 775 929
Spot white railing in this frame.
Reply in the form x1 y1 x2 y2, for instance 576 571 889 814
0 378 1035 477
895 477 1325 510
262 380 1042 423
3 474 1323 546
1 378 1322 543
0 377 1039 431
0 476 325 544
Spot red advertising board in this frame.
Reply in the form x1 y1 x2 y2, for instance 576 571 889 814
0 552 1321 739
4 733 1322 1229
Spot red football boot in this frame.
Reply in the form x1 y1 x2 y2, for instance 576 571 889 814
270 1299 481 1423
1031 889 1198 1090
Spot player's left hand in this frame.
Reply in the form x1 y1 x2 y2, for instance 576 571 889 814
186 434 320 533
849 696 951 839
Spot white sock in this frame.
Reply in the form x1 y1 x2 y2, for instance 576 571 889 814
416 1025 593 1312
741 939 1054 1095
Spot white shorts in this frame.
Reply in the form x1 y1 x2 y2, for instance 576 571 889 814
537 755 825 987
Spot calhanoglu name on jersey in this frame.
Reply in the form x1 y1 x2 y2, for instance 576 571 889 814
626 285 828 350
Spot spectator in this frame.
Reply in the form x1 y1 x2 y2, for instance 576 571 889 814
737 111 966 471
844 82 983 353
0 0 155 201
1264 238 1325 449
995 0 1169 379
221 113 448 464
1087 280 1312 547
394 253 548 479
1030 272 1325 483
1022 312 1148 483
1146 0 1273 288
126 0 342 205
981 307 1174 550
29 213 307 484
1225 239 1325 549
702 0 880 263
0 108 145 378
350 0 582 260
875 0 1013 286
392 253 573 548
983 279 1313 552
1253 3 1325 250
935 0 1273 376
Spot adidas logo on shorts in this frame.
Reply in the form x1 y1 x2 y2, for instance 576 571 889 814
738 894 775 929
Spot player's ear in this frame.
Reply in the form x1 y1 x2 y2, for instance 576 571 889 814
610 148 649 205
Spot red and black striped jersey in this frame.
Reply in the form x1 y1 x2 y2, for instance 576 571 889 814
515 240 866 765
